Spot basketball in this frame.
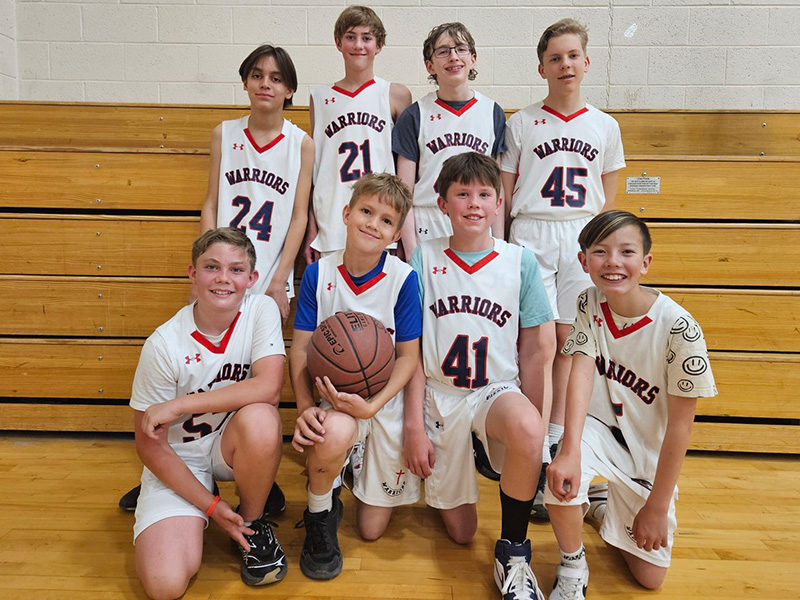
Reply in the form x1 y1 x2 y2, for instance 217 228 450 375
306 311 395 398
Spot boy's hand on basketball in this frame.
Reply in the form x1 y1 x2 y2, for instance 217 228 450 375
141 399 184 440
210 498 254 552
266 281 290 322
404 428 435 478
632 503 669 552
546 453 580 502
316 376 375 419
293 407 327 452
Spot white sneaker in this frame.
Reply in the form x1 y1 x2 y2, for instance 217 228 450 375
585 482 608 526
550 564 589 600
494 539 546 600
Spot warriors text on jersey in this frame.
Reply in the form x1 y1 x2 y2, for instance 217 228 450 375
217 116 305 296
129 294 285 446
564 287 717 479
418 237 523 391
502 102 625 220
310 78 395 252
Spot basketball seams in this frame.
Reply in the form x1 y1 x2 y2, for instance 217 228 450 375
333 312 371 395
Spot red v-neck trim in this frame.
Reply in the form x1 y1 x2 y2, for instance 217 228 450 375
541 105 589 123
337 263 387 295
600 302 652 339
444 248 499 274
191 312 241 354
244 129 284 154
435 96 478 117
332 79 376 98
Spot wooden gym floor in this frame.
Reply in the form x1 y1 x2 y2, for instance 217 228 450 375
1 434 798 599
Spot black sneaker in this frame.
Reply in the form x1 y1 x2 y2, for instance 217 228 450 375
299 495 344 580
264 482 286 517
472 432 501 481
530 464 549 522
118 484 142 511
235 515 287 586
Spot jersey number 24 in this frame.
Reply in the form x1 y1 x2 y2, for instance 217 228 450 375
229 195 274 241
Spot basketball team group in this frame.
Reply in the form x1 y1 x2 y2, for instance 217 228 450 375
126 6 718 600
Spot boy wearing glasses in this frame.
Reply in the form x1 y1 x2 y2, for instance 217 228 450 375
393 22 506 257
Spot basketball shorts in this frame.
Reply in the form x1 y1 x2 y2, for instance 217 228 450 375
133 418 235 542
423 380 520 510
321 394 420 508
510 215 592 323
414 206 453 244
543 417 678 567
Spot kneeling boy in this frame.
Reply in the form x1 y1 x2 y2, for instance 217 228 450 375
290 173 422 580
406 152 553 600
545 211 717 598
130 228 287 598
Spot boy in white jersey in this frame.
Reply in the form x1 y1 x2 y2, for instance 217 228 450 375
130 228 287 598
304 5 412 260
201 44 314 322
393 22 507 256
500 19 626 519
290 173 422 580
406 153 553 600
545 212 717 598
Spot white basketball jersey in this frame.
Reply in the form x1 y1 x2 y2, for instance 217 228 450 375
217 117 305 296
503 102 625 220
311 78 395 253
564 287 717 479
419 238 521 392
314 250 412 336
415 91 496 210
130 294 285 446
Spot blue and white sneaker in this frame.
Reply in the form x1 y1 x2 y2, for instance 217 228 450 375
494 539 546 600
550 564 589 600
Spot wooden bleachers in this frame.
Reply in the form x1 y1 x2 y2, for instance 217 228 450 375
1 102 798 453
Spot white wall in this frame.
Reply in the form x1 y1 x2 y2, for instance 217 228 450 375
5 0 800 109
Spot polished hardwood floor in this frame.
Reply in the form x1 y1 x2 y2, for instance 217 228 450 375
1 434 798 599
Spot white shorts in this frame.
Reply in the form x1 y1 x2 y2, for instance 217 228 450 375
510 216 592 323
414 206 453 244
134 418 235 542
543 417 677 567
322 394 420 508
423 380 519 510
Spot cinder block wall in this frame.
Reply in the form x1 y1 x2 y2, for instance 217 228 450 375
4 1 800 109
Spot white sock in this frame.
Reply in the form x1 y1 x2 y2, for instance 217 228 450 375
548 423 564 445
560 545 587 570
308 488 333 514
542 435 551 462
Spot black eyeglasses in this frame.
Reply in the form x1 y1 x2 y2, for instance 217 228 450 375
432 44 471 59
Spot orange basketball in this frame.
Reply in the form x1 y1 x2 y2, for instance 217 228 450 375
306 311 395 398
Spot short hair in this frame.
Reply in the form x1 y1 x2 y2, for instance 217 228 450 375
423 22 478 84
238 44 298 108
334 6 386 48
349 172 413 230
537 18 589 64
192 227 257 272
578 211 652 255
436 152 501 201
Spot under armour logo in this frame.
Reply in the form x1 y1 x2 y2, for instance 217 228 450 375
534 119 546 125
324 97 336 104
232 143 244 150
593 315 604 328
435 421 443 430
430 113 442 121
432 266 447 275
184 353 201 364
418 227 429 235
326 282 334 291
395 470 405 485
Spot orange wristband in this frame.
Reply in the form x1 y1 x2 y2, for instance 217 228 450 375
206 495 221 517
